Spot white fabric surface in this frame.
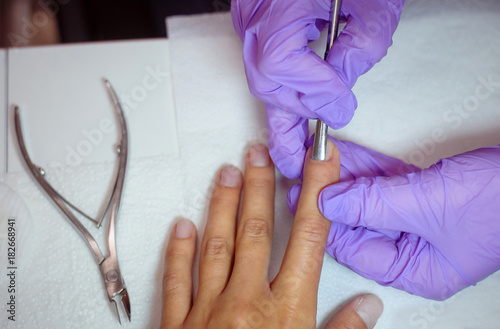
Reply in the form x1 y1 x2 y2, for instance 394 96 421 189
0 184 33 267
0 0 499 328
1 157 184 328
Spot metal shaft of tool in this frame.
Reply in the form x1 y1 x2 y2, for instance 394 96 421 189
312 0 343 161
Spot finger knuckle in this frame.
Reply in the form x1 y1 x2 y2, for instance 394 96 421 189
209 302 253 329
162 273 184 295
204 237 232 259
242 217 270 239
298 219 330 245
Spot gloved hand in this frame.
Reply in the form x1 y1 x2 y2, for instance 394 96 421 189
288 136 500 300
232 0 406 179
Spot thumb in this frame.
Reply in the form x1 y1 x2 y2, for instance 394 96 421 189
319 172 435 236
323 294 384 329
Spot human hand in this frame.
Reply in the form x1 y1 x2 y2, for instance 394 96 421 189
232 0 406 179
161 143 384 328
288 136 500 300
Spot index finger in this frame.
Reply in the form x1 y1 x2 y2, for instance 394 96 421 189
273 139 340 305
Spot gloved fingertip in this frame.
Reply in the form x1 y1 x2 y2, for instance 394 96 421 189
266 108 308 179
318 189 329 218
319 185 349 222
269 145 306 179
316 97 357 131
271 155 302 180
325 107 356 130
286 184 302 215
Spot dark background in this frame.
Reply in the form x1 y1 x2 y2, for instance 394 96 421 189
57 0 231 42
0 0 231 47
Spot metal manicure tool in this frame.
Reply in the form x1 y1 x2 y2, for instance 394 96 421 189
14 79 131 324
311 0 343 160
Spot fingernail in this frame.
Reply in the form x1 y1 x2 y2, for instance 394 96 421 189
248 144 270 167
218 165 241 187
175 219 193 239
355 294 384 329
325 139 334 161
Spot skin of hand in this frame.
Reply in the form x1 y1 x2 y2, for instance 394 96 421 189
231 0 406 179
288 136 500 300
160 143 384 329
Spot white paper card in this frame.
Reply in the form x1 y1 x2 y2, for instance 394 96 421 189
7 39 178 173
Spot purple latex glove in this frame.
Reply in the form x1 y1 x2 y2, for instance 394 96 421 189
232 0 406 179
288 136 500 300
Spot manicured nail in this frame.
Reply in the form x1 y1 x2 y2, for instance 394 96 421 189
218 165 241 187
249 144 270 167
355 294 384 329
175 219 193 239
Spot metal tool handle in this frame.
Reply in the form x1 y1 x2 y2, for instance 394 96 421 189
14 107 105 264
14 79 131 323
102 79 128 265
312 0 343 161
101 79 131 324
